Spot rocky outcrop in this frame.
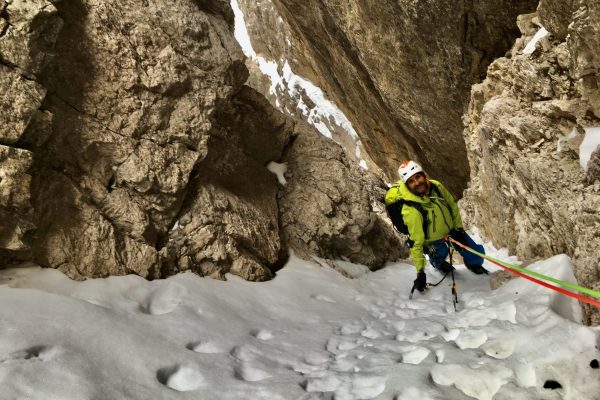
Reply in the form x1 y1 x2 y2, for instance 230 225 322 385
0 0 62 264
159 86 293 281
461 1 600 325
280 121 406 268
0 0 405 280
238 0 538 195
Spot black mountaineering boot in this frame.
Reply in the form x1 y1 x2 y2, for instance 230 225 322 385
466 264 488 274
437 261 455 274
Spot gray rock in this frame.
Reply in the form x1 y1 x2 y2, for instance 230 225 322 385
0 145 34 255
280 121 406 269
585 146 600 185
25 0 250 279
238 0 538 195
0 0 63 76
159 86 292 281
0 65 46 144
461 1 600 325
538 0 577 40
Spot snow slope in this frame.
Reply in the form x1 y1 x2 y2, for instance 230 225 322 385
0 249 599 399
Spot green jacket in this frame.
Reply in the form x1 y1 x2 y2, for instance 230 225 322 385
385 179 463 271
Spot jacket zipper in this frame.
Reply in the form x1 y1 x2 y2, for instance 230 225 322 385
431 198 452 232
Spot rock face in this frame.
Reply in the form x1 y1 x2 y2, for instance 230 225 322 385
238 0 538 195
461 1 600 325
0 0 404 280
0 0 62 263
280 121 406 268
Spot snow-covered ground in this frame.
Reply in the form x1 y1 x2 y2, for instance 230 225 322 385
1 241 599 399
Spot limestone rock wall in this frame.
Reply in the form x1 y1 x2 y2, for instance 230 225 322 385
0 0 62 262
239 0 538 195
280 121 406 269
461 0 600 324
0 0 404 280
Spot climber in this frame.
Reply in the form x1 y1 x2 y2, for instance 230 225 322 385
385 160 488 293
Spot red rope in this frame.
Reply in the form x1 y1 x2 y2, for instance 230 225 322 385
448 238 600 309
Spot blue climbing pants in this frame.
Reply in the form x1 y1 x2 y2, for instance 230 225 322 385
425 231 485 269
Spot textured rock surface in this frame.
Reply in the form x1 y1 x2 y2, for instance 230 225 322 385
0 0 61 264
0 0 406 280
280 121 406 268
461 3 600 325
24 0 248 279
159 86 293 281
239 0 538 195
0 146 35 255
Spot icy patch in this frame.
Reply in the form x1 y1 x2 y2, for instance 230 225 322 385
266 161 287 185
431 363 513 400
401 346 430 365
523 27 548 54
157 365 205 392
455 330 488 349
579 126 600 171
482 339 515 359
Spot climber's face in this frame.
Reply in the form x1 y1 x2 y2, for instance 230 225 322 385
406 173 429 197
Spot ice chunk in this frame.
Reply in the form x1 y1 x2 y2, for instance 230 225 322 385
402 346 431 365
431 363 512 400
455 330 488 349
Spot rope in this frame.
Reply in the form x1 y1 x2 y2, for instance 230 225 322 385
447 237 600 308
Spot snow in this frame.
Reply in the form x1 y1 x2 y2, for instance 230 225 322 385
266 161 287 185
1 240 600 399
523 27 549 55
580 126 600 171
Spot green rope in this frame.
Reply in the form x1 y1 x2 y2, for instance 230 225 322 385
451 239 600 300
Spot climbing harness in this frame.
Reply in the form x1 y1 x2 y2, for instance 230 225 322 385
447 237 600 309
409 239 459 311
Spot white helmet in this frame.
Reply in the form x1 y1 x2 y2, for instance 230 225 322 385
398 160 424 183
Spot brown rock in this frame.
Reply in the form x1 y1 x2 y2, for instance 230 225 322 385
239 0 538 195
461 1 600 325
0 65 46 144
538 0 577 40
280 121 406 269
0 0 63 76
0 146 35 256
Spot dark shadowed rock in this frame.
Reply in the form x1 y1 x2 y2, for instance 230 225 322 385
239 0 538 196
280 121 406 269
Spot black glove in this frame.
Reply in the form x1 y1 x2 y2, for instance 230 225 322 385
414 270 427 292
450 228 467 244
